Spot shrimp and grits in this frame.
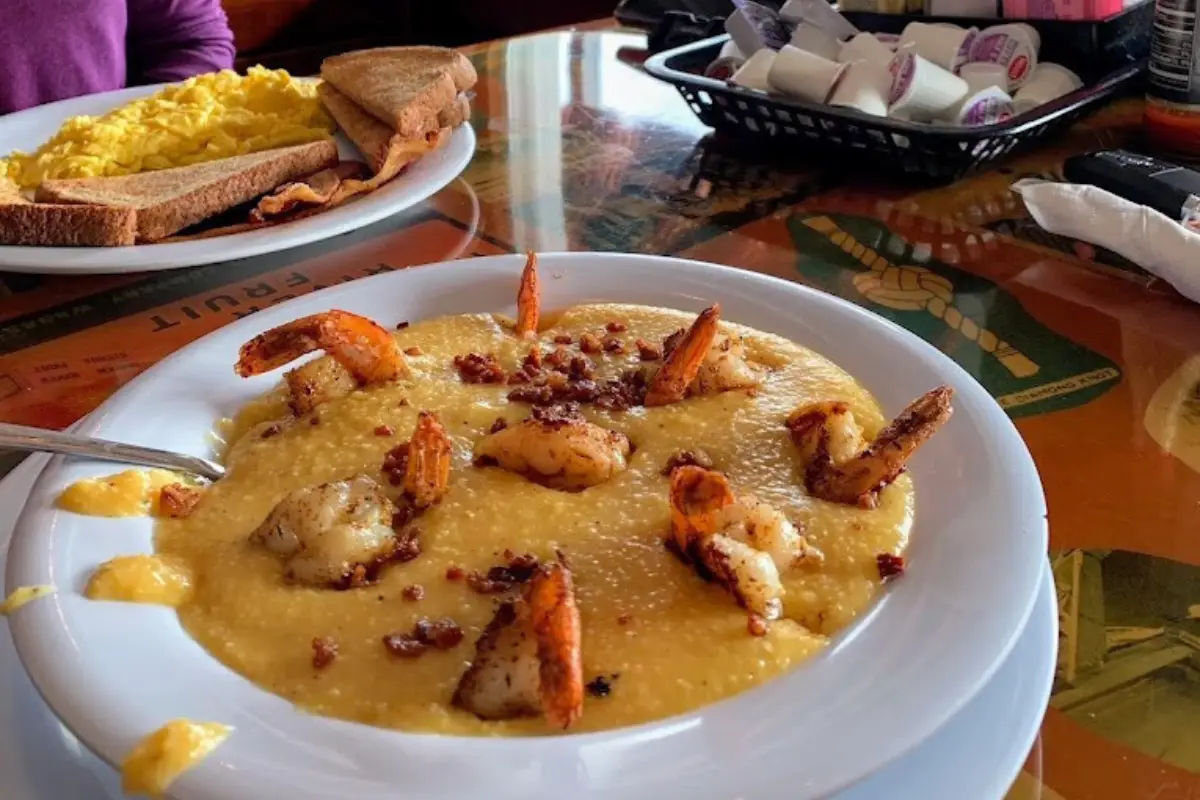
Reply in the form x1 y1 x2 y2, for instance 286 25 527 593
55 254 951 766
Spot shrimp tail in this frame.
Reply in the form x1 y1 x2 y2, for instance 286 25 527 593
236 310 407 384
515 252 540 339
645 305 721 407
404 411 452 508
529 556 583 729
805 386 953 507
668 465 735 554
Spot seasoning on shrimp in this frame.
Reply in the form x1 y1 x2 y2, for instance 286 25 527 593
787 386 953 508
454 555 583 728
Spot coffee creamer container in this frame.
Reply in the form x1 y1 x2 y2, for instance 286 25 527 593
1146 0 1200 154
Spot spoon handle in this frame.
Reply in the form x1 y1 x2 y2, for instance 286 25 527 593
0 423 224 481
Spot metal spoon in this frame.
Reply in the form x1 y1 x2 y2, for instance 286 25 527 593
0 423 225 481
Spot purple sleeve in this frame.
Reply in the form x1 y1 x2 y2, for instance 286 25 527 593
126 0 236 84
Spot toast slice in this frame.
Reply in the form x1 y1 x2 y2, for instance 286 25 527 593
438 93 471 129
36 140 338 242
0 179 137 246
321 46 477 137
318 82 398 173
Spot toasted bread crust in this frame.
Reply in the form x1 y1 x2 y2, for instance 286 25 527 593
321 46 475 138
318 83 401 173
438 93 471 129
0 203 137 246
37 140 338 241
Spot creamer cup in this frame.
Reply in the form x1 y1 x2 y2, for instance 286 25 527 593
967 25 1038 89
839 32 895 66
790 22 842 61
958 61 1009 92
888 50 970 120
1013 62 1083 112
778 0 859 40
899 22 978 72
730 49 777 92
829 59 891 116
718 39 747 61
767 45 847 102
944 86 1016 126
725 2 791 56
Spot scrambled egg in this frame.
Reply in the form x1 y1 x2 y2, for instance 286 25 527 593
121 719 231 798
2 66 334 190
58 468 181 517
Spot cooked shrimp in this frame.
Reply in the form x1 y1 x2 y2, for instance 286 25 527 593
404 411 451 508
283 356 358 416
787 386 954 507
515 251 539 339
235 310 407 385
453 556 583 729
251 476 411 588
473 404 631 491
691 332 760 396
645 305 720 406
668 466 819 619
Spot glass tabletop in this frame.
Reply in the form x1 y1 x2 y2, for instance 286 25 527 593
1 23 1198 800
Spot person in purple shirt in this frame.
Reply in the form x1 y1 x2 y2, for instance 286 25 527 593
2 0 236 115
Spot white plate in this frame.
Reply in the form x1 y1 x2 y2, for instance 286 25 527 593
5 253 1048 799
0 84 475 274
0 456 1056 800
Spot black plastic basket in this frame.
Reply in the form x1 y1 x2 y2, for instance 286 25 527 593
642 27 1147 179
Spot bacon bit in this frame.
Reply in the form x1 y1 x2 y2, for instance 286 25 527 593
580 332 602 354
661 448 714 476
402 584 425 601
877 553 906 581
445 565 465 581
309 415 321 426
374 424 395 437
383 616 464 658
544 346 570 371
404 346 423 356
553 334 573 345
414 617 464 649
466 552 541 594
523 347 544 371
382 442 410 486
454 353 507 384
393 527 422 562
312 636 339 669
617 613 633 626
569 355 595 380
345 564 370 589
382 633 427 658
585 674 618 698
602 335 625 354
159 483 202 519
636 338 662 361
605 321 627 333
260 423 282 439
398 398 410 407
747 614 769 637
489 417 508 434
395 321 411 330
507 384 554 404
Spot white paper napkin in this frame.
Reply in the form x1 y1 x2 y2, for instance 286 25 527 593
1012 178 1200 304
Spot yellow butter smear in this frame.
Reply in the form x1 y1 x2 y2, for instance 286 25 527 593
121 719 231 798
1 66 334 189
58 469 180 517
0 585 55 616
86 555 192 606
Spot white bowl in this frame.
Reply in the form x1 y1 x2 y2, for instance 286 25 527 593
6 253 1047 799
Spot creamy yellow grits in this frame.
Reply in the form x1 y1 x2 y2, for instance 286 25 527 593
154 303 912 735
